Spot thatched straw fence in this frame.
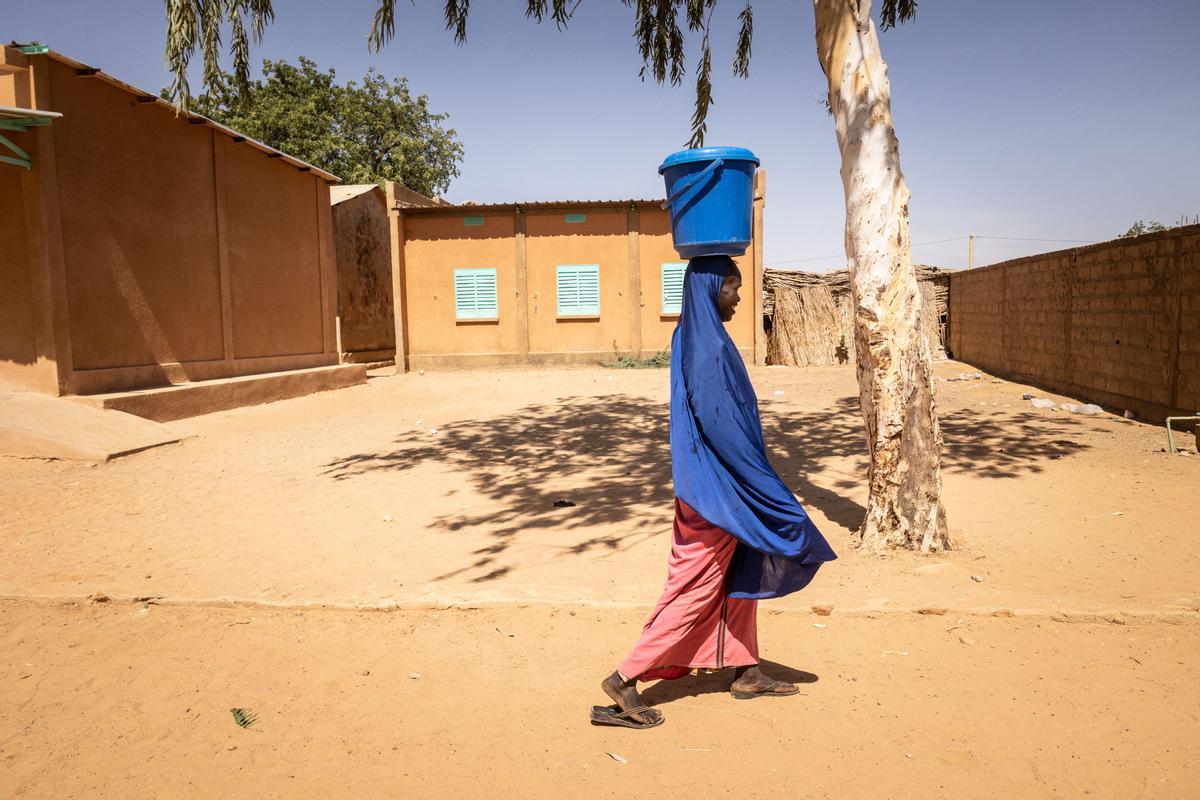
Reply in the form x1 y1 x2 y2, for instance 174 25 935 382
764 265 953 366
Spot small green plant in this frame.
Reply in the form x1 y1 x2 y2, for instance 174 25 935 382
1121 220 1167 238
607 350 671 370
230 708 257 729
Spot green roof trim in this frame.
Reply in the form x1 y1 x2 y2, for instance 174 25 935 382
0 107 63 169
0 135 31 169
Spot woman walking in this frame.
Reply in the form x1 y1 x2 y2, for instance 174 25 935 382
591 255 837 730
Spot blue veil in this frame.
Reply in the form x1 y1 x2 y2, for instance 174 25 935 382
670 255 837 599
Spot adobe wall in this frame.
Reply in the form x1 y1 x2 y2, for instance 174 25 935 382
402 214 523 360
0 53 31 107
525 211 633 356
949 225 1200 421
636 210 678 352
49 58 227 373
331 189 396 359
0 141 38 390
220 134 328 360
396 200 762 369
0 49 59 393
9 53 338 395
635 209 755 353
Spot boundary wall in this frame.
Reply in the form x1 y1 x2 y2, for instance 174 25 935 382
949 225 1199 422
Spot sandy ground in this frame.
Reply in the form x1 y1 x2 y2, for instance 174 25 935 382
2 602 1198 799
2 360 1199 797
2 361 1197 614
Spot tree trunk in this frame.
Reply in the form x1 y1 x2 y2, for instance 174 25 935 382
813 0 952 553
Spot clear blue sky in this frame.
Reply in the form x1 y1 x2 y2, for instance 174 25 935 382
4 0 1198 269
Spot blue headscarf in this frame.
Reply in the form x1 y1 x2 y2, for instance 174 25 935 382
670 255 837 599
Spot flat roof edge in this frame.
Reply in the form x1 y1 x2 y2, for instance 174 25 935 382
398 199 667 214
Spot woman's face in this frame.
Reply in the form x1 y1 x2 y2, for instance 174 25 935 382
718 270 742 322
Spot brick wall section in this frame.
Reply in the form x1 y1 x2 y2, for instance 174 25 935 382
1178 238 1200 409
949 224 1200 422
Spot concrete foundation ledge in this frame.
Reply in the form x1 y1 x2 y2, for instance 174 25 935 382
341 348 396 365
70 364 368 422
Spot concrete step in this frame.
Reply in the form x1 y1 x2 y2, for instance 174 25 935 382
0 393 188 462
69 363 367 423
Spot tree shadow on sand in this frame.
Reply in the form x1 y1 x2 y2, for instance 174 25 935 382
322 389 1095 583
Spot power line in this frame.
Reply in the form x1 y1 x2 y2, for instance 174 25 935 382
910 236 971 247
768 235 974 266
973 235 1096 243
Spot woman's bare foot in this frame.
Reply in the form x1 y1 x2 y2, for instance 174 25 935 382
601 671 662 725
730 664 799 698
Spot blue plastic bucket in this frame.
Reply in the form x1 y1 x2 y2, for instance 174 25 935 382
658 146 759 258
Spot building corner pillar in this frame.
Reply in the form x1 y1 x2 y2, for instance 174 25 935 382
384 181 410 373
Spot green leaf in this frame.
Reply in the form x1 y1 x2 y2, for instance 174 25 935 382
733 2 753 78
879 0 918 31
688 35 712 148
230 707 257 729
184 56 463 195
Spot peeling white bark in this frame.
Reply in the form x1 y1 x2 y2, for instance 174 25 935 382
813 0 952 552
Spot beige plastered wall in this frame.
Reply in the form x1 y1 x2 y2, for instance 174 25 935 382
0 47 64 393
949 224 1200 422
0 151 42 391
391 171 766 370
636 209 756 354
0 49 338 395
400 212 523 364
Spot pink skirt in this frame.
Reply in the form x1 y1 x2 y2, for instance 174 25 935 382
618 498 759 681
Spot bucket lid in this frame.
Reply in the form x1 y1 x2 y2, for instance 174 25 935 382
658 146 760 174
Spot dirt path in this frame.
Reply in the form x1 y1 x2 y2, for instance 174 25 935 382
1 362 1197 616
2 601 1196 799
3 361 1199 797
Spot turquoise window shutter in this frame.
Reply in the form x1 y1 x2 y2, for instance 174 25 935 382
556 264 600 316
454 268 498 319
661 261 686 314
